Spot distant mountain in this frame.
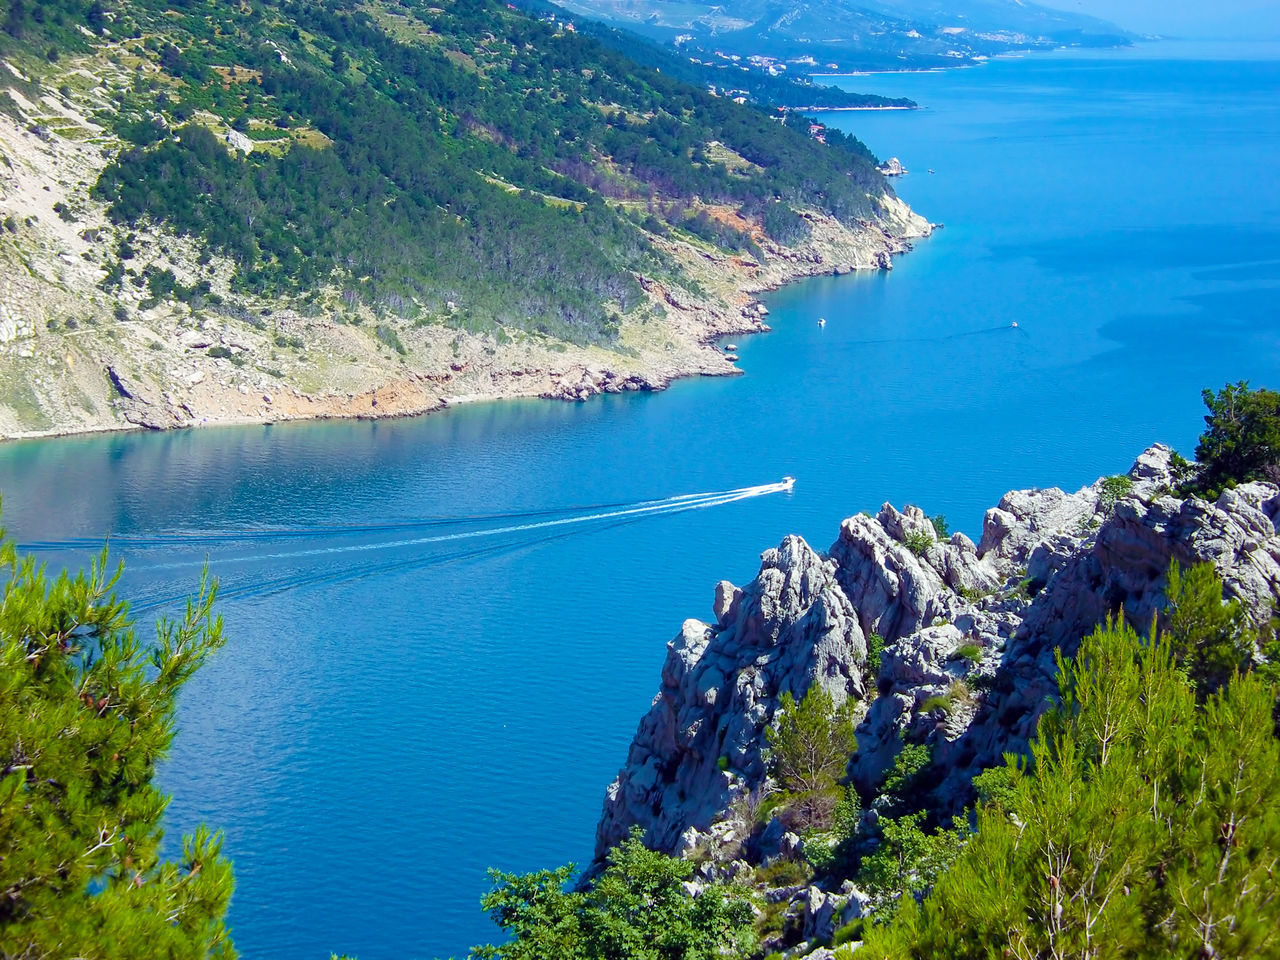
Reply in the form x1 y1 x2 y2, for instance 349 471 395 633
550 0 1132 71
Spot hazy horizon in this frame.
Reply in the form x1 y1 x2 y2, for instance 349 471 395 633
1046 0 1280 39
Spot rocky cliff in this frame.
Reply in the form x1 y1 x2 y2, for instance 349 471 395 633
597 444 1280 923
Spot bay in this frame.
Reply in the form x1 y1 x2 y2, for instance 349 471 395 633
1 41 1278 959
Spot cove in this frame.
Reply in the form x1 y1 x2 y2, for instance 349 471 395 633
1 42 1279 959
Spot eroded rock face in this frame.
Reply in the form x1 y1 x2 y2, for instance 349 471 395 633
596 535 867 856
597 444 1280 864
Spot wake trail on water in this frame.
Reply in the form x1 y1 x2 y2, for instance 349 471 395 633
124 480 793 573
127 515 649 613
16 496 667 551
19 485 787 553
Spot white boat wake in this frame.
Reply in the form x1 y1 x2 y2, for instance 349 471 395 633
34 479 796 611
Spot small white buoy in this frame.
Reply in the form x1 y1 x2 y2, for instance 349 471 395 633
1011 321 1019 328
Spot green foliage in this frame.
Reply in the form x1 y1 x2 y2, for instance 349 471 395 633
1005 575 1035 604
866 632 884 679
970 761 1022 813
76 0 890 346
766 685 857 803
880 743 931 810
859 615 1280 960
928 514 949 540
760 203 811 245
953 643 982 664
0 531 234 958
1194 380 1280 494
902 529 933 557
1164 560 1254 697
374 323 406 356
1097 473 1133 515
857 811 966 909
803 783 861 874
1169 448 1195 486
919 694 951 715
469 828 755 960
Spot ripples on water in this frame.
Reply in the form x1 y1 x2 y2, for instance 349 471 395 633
1 42 1278 959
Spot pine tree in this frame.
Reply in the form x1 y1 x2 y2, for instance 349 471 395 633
857 612 1280 960
0 532 235 958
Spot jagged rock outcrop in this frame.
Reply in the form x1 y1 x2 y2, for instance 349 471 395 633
597 443 1280 875
596 535 868 856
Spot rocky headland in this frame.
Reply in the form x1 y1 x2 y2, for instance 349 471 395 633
596 443 1280 955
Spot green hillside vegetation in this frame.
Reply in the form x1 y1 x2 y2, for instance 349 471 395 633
1 0 891 347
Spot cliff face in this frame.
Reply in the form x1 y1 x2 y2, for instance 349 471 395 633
597 445 1280 864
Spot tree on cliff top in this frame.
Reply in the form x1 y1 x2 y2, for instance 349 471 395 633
0 531 234 958
1194 380 1280 495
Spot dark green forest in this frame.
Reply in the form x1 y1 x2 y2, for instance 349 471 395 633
2 0 892 345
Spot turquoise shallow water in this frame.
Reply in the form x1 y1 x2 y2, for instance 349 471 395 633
1 42 1279 959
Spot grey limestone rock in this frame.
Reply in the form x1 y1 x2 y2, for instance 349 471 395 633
596 535 867 857
597 445 1280 866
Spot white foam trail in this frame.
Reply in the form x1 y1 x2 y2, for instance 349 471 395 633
131 481 792 572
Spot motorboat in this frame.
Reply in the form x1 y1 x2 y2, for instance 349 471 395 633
817 318 826 327
781 476 796 489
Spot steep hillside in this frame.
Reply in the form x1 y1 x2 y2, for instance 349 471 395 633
0 0 928 438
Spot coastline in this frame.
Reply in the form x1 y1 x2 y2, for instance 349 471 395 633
0 194 931 444
780 104 916 112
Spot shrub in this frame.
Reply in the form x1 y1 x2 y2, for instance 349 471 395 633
374 323 407 355
1098 474 1134 515
206 345 232 359
903 529 933 556
920 694 951 715
472 827 757 959
857 811 966 910
866 632 885 676
954 642 982 663
881 743 931 810
929 514 949 539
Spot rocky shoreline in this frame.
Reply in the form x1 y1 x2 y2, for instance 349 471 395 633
0 171 930 440
595 444 1280 956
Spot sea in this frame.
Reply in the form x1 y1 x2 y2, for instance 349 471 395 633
0 40 1277 959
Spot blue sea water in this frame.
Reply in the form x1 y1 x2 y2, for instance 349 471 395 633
1 42 1279 959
